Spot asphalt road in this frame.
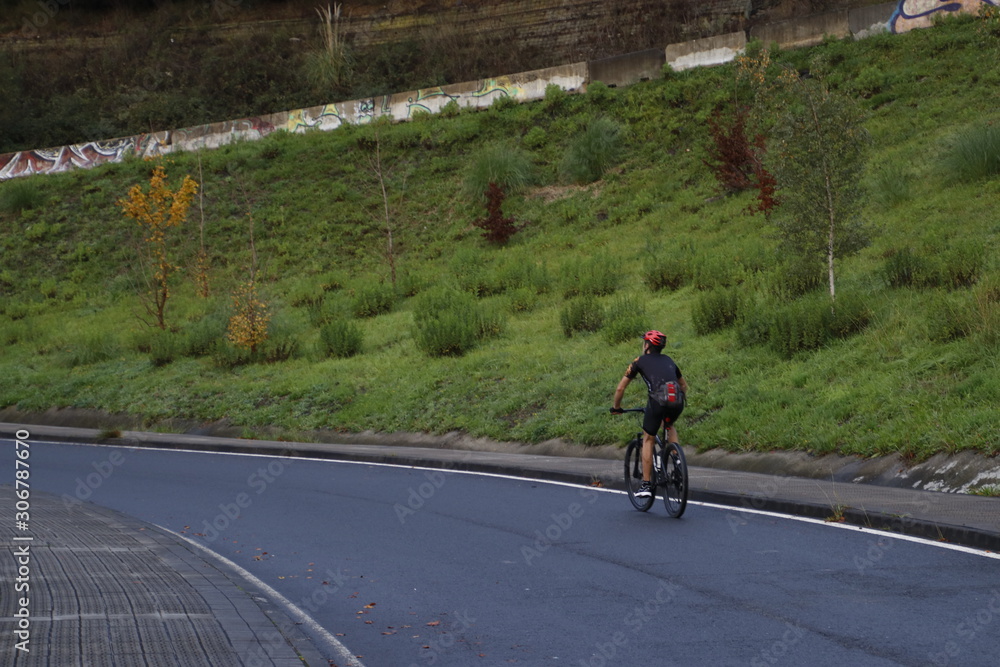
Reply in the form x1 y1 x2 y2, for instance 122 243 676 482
10 440 1000 666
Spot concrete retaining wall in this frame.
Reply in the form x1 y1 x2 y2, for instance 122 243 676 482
751 10 850 49
2 1 989 180
666 31 747 71
849 2 896 38
0 62 588 179
589 49 665 87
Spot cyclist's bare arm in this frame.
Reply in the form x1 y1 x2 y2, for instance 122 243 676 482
612 375 632 410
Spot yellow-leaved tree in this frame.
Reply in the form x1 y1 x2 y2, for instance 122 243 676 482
227 209 270 355
117 164 198 330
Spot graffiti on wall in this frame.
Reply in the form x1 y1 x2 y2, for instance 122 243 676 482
891 0 998 33
288 104 345 133
404 88 462 117
0 64 583 181
471 77 523 102
0 134 169 179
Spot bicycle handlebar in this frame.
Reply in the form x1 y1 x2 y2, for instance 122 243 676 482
611 407 646 414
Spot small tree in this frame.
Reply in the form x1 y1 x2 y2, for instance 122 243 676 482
464 144 532 245
227 210 270 355
228 277 270 355
473 182 522 245
768 78 872 302
358 125 400 285
194 156 211 298
704 106 779 218
117 163 198 329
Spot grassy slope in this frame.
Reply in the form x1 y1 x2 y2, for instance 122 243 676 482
2 17 999 460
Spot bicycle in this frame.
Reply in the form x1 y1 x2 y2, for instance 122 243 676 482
618 408 688 517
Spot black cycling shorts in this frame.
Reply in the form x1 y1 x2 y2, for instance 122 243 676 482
644 399 683 437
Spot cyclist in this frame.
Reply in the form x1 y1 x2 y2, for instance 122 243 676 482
610 330 688 498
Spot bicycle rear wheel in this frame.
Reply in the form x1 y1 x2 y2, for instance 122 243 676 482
661 442 688 518
624 438 655 511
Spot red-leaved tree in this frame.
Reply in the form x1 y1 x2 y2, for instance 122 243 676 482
704 106 779 218
474 182 522 245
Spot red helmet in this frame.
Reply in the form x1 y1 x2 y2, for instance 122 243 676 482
642 330 666 347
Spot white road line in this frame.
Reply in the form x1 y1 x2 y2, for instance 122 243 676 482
157 524 366 667
27 439 1000 561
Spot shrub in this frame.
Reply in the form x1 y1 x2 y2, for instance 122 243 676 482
602 294 647 345
892 240 987 290
769 298 830 358
560 118 623 184
352 282 396 318
883 247 930 288
497 255 551 294
560 296 604 337
309 293 351 326
396 270 429 298
736 301 773 348
320 319 364 358
508 287 538 313
971 279 1000 346
692 254 739 290
474 299 507 340
0 178 47 213
286 279 325 307
463 143 533 203
212 310 303 366
766 294 870 358
827 293 872 339
562 253 618 297
586 81 614 105
543 83 569 112
869 161 912 208
941 240 984 289
940 122 1000 183
926 292 973 342
524 126 547 149
692 287 742 335
450 248 503 297
39 279 58 299
643 253 690 292
412 287 480 356
318 271 347 293
6 301 30 321
211 339 253 368
415 310 477 356
259 311 303 362
771 257 824 298
66 331 121 367
1 321 27 346
148 329 182 367
182 307 229 357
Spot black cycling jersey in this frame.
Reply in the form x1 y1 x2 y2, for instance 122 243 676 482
625 350 684 435
624 350 683 395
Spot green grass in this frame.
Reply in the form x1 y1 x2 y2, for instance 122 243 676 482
2 17 1000 460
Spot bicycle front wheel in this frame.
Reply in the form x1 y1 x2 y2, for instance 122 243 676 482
661 442 688 518
624 438 655 511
